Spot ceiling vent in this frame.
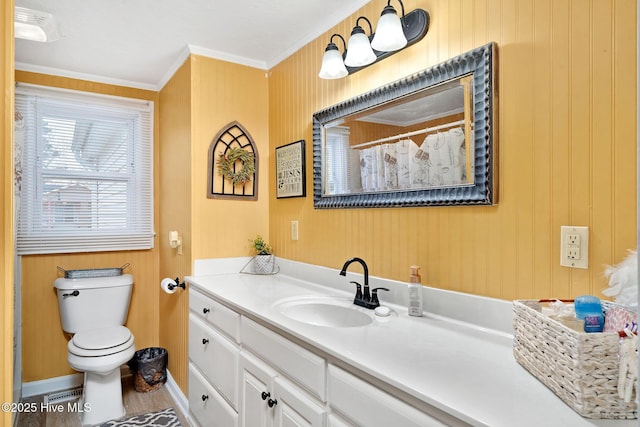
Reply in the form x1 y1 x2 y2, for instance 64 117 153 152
15 6 59 42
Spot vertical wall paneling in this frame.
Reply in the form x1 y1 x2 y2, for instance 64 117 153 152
2 0 15 422
268 0 637 300
15 71 160 383
159 58 192 395
191 57 270 260
549 0 572 298
612 1 638 260
157 55 269 395
568 1 593 297
591 1 614 291
530 0 553 299
20 251 160 381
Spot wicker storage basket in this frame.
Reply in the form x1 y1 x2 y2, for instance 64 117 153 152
513 299 637 419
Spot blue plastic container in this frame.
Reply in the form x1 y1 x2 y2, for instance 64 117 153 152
574 295 604 333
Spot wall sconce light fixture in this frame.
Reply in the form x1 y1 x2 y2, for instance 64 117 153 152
319 0 430 79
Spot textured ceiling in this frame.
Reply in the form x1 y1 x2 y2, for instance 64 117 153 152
15 0 370 90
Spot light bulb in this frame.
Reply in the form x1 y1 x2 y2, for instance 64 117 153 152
344 28 376 67
318 44 348 79
371 5 407 52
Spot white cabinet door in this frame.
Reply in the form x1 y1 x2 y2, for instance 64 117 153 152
239 351 326 427
239 351 277 427
273 376 326 427
189 363 238 427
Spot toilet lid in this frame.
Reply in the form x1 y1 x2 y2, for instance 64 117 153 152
73 326 131 350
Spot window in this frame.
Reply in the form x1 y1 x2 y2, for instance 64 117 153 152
325 127 361 194
15 85 154 254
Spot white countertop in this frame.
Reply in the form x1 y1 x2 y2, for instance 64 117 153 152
186 257 637 427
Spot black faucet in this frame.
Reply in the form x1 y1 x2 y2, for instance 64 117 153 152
339 257 388 309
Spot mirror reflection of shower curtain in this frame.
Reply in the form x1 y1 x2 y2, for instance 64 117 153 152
396 139 417 189
358 128 466 192
423 128 466 187
382 143 398 190
448 128 466 184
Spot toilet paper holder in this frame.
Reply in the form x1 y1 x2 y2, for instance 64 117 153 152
168 277 186 291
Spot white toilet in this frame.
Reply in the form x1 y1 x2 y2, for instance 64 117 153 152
54 274 136 425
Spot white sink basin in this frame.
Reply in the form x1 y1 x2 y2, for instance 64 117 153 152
273 295 374 327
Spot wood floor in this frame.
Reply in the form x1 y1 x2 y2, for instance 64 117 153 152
14 375 189 426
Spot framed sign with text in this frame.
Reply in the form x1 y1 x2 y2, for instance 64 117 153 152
276 140 306 198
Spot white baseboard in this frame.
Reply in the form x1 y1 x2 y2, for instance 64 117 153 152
187 414 200 426
21 373 83 398
165 370 189 423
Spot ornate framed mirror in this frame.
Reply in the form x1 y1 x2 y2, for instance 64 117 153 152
312 42 498 208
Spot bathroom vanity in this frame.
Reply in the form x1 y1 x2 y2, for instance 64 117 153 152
186 258 636 427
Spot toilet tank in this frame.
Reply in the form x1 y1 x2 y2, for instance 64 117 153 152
54 274 134 333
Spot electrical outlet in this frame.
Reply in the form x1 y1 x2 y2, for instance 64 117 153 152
567 247 580 260
291 220 299 241
567 233 580 246
560 226 588 269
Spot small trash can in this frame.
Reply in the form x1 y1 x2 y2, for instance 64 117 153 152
127 347 168 392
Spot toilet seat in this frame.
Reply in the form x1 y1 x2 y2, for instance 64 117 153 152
69 325 134 357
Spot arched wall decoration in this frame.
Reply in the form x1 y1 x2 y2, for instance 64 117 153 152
207 121 259 200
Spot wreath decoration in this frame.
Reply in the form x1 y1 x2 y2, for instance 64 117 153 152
216 147 255 185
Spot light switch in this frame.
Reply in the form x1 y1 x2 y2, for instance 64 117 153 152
560 226 588 269
291 220 299 241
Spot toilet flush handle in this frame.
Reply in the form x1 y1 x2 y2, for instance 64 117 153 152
62 290 79 298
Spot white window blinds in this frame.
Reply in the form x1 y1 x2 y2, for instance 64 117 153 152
325 127 362 194
15 84 154 255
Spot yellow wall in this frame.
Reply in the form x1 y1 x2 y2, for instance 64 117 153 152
2 0 15 423
159 59 192 393
157 55 269 393
15 71 161 382
191 56 270 259
268 0 637 300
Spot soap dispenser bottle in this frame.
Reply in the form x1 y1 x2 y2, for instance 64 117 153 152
408 265 423 317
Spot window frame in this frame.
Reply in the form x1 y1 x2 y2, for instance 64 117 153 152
15 84 155 255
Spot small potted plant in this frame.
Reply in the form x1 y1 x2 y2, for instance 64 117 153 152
249 235 275 274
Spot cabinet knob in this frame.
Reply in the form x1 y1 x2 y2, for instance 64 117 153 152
202 338 209 345
201 394 209 402
202 307 210 314
268 398 278 408
261 391 270 401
